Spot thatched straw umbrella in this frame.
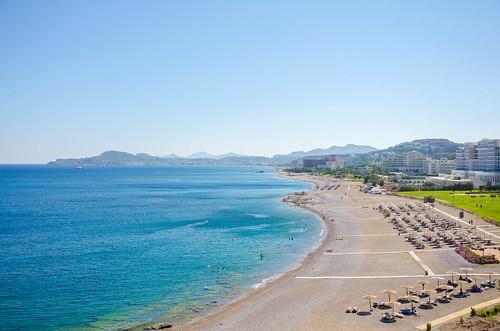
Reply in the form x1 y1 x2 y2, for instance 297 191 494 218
446 271 459 284
404 295 419 311
460 267 473 279
438 285 453 299
456 279 468 295
416 279 431 291
388 301 401 316
362 294 377 311
431 276 445 288
485 271 495 284
382 289 397 302
400 284 415 296
422 289 436 303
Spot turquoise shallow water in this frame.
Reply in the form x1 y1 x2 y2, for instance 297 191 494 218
0 166 322 330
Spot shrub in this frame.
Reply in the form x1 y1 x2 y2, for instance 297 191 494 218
477 305 500 318
456 246 499 265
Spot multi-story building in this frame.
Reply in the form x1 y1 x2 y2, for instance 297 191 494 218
301 155 343 170
456 142 477 171
427 158 456 175
453 139 500 188
381 151 455 175
477 139 500 171
381 151 425 175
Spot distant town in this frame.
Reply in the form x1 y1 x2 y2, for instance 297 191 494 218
49 138 500 190
293 138 500 190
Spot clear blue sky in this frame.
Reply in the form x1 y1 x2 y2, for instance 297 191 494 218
1 0 499 163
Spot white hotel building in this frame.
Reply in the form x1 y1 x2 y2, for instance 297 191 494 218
453 139 500 188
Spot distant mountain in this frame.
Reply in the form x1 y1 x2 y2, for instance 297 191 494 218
47 144 379 166
48 151 167 166
217 152 244 159
186 152 245 159
272 144 378 162
377 139 460 159
48 151 277 166
162 153 181 159
187 152 217 159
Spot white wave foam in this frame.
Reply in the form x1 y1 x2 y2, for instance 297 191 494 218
288 228 306 233
237 224 271 231
246 213 270 219
252 273 284 289
187 220 209 227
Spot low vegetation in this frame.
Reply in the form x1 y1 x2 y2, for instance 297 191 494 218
456 246 499 264
471 305 500 318
398 182 474 191
397 191 500 224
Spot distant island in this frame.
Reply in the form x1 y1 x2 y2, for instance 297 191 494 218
47 144 378 166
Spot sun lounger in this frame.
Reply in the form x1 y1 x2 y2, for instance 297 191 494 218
401 308 416 316
437 297 451 303
345 306 358 313
419 302 433 309
470 284 482 293
380 313 396 323
453 291 469 298
377 302 391 309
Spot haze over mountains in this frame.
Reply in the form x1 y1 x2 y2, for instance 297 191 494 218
184 152 245 159
272 144 378 163
47 139 463 166
48 144 378 166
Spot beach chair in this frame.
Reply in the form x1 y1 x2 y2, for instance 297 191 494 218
380 313 396 323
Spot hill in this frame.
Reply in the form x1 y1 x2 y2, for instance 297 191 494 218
48 151 166 166
377 139 460 159
47 144 378 166
272 144 378 162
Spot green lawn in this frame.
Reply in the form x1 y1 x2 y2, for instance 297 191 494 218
397 191 500 223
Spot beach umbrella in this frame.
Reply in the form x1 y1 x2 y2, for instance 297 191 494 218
388 301 401 316
422 289 436 303
416 280 431 291
362 294 377 311
400 285 415 296
432 276 445 288
438 285 454 299
460 267 473 279
485 271 495 284
404 295 419 311
382 289 397 302
456 280 468 294
446 271 459 284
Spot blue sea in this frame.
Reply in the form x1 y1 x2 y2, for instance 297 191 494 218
0 166 323 330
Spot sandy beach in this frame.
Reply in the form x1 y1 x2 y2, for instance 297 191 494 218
174 173 500 331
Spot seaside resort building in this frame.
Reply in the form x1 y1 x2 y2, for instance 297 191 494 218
453 139 500 188
380 151 455 176
301 155 344 170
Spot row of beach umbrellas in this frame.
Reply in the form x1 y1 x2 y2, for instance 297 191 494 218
360 269 496 315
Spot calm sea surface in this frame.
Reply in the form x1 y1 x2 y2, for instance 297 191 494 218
0 166 322 330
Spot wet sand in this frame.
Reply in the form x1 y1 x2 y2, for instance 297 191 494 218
175 174 500 331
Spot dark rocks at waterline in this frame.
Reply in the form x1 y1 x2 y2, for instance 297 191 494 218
144 323 173 330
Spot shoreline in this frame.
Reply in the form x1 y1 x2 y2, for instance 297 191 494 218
147 173 500 331
152 173 332 330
